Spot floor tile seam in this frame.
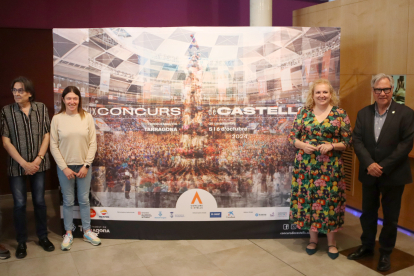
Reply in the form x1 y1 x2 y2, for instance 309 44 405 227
0 261 11 276
145 266 156 276
134 244 212 268
202 243 259 261
70 249 146 276
189 239 256 255
161 242 207 259
0 252 71 265
194 243 250 275
248 239 306 276
132 245 167 269
290 257 385 276
142 252 231 276
84 263 149 276
133 241 207 260
3 253 81 276
71 245 149 270
66 252 82 276
67 240 142 253
195 251 234 276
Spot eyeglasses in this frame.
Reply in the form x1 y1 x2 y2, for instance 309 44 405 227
11 88 26 95
373 87 392 94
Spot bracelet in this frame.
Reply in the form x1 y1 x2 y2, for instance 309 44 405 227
331 143 334 150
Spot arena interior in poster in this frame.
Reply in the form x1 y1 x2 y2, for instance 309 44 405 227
53 27 341 227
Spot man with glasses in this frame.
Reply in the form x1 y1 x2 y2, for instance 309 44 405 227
348 73 414 271
1 76 55 259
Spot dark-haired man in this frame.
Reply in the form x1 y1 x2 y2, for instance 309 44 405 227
349 73 414 271
1 77 55 259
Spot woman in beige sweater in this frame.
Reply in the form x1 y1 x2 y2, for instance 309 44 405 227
50 86 101 251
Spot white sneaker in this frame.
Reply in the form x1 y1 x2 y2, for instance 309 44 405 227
61 233 73 251
83 230 101 246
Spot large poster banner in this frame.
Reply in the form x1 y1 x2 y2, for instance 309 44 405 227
53 27 340 238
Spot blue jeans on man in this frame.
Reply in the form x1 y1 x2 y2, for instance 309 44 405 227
9 171 48 243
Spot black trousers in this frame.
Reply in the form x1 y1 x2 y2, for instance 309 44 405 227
360 182 405 254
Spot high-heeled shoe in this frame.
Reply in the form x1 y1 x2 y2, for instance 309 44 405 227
328 245 339 260
306 242 318 255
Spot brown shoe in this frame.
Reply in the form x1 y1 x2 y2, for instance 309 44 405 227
0 244 11 260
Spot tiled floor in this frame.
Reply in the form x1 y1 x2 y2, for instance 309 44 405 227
0 191 413 276
341 243 414 275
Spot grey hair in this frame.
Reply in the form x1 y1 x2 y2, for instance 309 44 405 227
371 73 394 88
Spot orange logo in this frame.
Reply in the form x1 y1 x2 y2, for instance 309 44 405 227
101 210 108 215
191 192 203 204
90 209 96 218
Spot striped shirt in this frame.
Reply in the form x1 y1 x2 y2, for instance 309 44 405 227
1 102 51 176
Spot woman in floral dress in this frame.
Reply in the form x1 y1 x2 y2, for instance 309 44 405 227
288 79 352 259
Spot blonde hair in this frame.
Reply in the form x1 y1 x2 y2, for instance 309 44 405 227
305 79 339 109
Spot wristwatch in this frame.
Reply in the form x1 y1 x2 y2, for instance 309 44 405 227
38 155 44 160
84 164 90 169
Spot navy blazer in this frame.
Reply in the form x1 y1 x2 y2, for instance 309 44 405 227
353 100 414 186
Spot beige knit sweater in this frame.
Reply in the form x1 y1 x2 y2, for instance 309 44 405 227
50 112 97 170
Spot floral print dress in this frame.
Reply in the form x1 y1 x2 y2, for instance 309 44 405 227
288 106 352 234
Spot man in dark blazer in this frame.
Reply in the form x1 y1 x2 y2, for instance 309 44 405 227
348 73 414 272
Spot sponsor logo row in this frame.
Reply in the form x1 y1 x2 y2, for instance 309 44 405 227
209 211 288 219
90 209 109 219
90 209 288 220
88 191 289 220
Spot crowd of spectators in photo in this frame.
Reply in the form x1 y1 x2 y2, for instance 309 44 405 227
91 129 296 208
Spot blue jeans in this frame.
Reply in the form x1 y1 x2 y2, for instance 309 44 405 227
57 165 91 232
9 171 48 243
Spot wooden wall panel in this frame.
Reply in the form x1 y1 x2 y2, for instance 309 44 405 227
293 0 414 232
399 172 414 231
327 5 359 75
306 10 328 27
339 74 372 124
311 0 362 13
292 13 309 27
372 0 409 74
355 1 375 74
405 75 414 109
408 0 414 74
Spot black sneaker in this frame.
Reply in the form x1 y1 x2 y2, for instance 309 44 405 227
0 244 10 260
